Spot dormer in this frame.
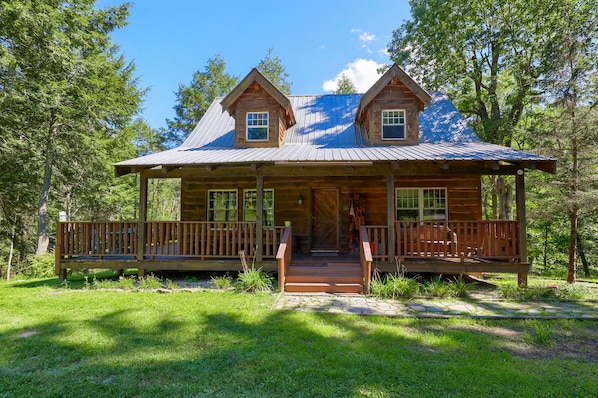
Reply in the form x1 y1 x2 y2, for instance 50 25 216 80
355 64 431 146
221 68 295 148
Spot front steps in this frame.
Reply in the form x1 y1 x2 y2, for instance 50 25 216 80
284 261 364 293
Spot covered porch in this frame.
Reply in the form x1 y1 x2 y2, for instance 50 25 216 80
55 218 529 292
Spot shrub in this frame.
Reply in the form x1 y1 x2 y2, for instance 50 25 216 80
21 254 55 278
237 268 274 293
211 274 234 290
500 285 559 300
93 279 119 289
424 275 450 297
447 275 476 298
370 272 420 298
138 274 163 290
118 277 136 290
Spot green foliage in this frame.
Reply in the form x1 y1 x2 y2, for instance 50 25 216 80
370 272 420 298
236 268 274 293
447 275 477 298
118 277 136 290
137 274 163 290
256 48 292 95
211 274 234 290
20 254 55 279
423 275 451 298
165 54 238 146
0 0 145 257
334 73 357 94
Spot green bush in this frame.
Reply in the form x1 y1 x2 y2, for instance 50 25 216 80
138 274 163 290
447 275 477 298
21 254 55 278
118 277 136 290
424 275 450 297
370 273 420 298
211 274 234 290
236 268 274 293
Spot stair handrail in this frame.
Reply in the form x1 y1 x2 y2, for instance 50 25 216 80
359 225 373 294
276 226 293 292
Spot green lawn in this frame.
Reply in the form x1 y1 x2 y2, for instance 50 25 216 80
1 279 597 397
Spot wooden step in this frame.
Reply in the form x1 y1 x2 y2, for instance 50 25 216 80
284 282 363 294
284 262 363 293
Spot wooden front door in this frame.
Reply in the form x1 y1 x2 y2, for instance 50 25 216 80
312 188 339 251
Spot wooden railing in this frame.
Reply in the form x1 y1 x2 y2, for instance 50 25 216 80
359 225 373 293
276 227 293 292
57 221 285 260
364 220 520 262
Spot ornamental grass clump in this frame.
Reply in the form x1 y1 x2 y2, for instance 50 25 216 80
211 274 235 290
236 268 274 293
137 274 163 290
447 275 477 298
423 275 450 297
370 272 420 298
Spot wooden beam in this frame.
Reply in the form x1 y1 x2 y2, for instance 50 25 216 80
137 173 148 265
516 172 528 287
256 174 264 262
386 175 396 260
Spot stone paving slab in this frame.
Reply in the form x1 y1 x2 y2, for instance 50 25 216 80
271 294 598 319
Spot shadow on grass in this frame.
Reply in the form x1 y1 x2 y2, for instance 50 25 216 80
2 292 597 397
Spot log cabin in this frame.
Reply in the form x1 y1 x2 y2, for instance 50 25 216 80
55 65 556 293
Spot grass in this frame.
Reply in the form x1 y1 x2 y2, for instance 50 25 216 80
1 278 597 397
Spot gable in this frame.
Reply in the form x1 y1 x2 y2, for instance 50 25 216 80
220 68 295 148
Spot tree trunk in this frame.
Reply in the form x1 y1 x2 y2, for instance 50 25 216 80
6 226 15 281
36 128 55 255
577 233 590 278
567 209 578 284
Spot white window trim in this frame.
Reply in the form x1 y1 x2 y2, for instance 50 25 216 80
243 189 275 225
382 109 407 140
246 111 269 142
395 187 448 221
207 189 238 222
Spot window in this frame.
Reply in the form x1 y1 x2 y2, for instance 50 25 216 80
207 190 238 222
382 110 406 140
243 189 274 226
396 188 447 221
246 112 269 141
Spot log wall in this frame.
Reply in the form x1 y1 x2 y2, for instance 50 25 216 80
180 174 481 254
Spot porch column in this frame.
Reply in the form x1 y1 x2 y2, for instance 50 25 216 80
255 174 263 262
386 174 396 260
137 172 148 277
516 171 528 287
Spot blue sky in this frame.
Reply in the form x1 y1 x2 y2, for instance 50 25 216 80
97 0 412 129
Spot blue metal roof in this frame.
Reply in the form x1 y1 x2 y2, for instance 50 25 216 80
116 91 554 172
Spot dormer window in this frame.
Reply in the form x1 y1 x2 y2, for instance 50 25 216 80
382 110 406 140
247 112 269 141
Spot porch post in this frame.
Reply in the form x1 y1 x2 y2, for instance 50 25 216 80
516 171 528 287
256 174 263 262
386 174 396 260
137 172 148 276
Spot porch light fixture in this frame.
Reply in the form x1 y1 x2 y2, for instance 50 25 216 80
58 211 67 222
298 195 303 205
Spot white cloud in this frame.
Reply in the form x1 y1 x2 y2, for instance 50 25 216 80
322 59 385 93
359 32 376 46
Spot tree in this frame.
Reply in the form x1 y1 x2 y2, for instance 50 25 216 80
387 0 556 219
165 54 238 147
528 0 598 283
256 48 292 95
0 0 144 255
334 73 357 94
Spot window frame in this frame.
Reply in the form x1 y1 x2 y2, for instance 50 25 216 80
207 190 238 222
246 111 269 142
381 109 407 140
395 188 448 221
243 189 275 226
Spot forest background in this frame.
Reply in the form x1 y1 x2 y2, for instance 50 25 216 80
0 0 596 282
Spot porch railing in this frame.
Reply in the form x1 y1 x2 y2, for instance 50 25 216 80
57 221 285 260
365 220 520 262
276 227 293 292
